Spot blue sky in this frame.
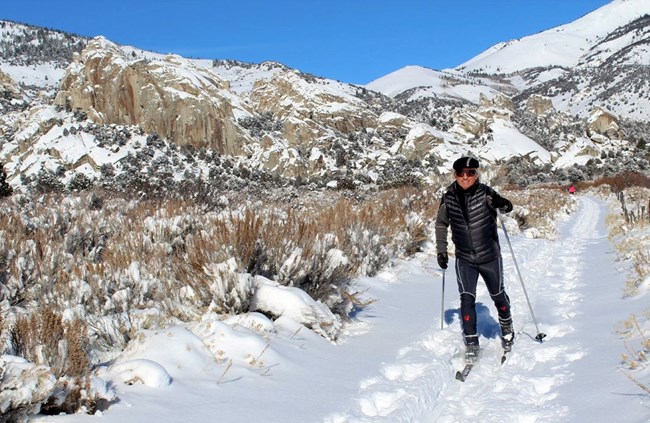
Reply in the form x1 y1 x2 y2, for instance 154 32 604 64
3 0 612 85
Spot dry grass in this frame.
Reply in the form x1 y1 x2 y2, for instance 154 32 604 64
618 313 650 395
628 249 650 296
11 307 89 378
0 186 441 346
579 171 650 193
601 185 650 296
9 307 96 414
620 370 650 395
597 179 650 396
502 187 577 238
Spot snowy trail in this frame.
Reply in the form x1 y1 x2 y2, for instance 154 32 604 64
326 196 642 423
425 197 600 422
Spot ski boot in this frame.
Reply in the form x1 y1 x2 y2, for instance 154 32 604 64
500 323 514 353
465 343 480 364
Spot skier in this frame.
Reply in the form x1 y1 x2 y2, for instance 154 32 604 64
435 156 514 364
568 185 576 194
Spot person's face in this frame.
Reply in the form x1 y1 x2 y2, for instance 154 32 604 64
455 168 478 190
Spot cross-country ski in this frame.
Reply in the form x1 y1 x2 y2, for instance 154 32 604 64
455 363 474 382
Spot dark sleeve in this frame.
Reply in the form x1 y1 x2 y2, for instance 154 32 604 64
486 187 513 213
434 197 449 254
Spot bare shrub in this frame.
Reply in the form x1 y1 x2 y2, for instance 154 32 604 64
619 313 650 395
62 318 90 378
10 308 96 415
11 308 89 378
625 248 650 296
12 308 65 374
0 186 442 339
583 171 650 192
503 187 577 238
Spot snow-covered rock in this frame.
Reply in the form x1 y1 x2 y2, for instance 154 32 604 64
0 355 56 420
251 275 342 340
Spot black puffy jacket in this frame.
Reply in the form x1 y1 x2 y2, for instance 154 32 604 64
435 182 507 264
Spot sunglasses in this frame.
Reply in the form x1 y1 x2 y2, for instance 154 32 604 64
455 169 478 177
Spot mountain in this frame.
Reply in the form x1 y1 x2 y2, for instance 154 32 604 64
456 0 650 75
368 0 650 122
1 0 650 197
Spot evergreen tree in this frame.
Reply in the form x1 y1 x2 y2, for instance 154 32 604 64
0 162 13 197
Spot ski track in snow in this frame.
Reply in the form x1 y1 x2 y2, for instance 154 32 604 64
326 196 602 423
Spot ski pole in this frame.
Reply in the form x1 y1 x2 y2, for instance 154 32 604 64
497 210 546 342
440 269 446 330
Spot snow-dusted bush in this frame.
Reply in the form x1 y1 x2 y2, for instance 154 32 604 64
596 182 650 395
503 188 578 239
0 185 443 410
619 313 650 395
30 167 65 194
66 172 94 193
345 223 391 277
15 188 428 298
251 275 341 340
6 307 113 416
0 355 55 422
203 258 255 316
0 162 12 198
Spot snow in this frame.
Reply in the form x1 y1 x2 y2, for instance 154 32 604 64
1 63 65 94
1 105 143 183
107 360 172 388
366 66 500 103
552 137 600 168
251 276 341 340
478 119 552 163
24 195 650 423
0 356 56 415
456 0 650 74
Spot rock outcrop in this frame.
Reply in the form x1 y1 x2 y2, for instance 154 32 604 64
248 71 377 146
525 94 555 116
54 37 253 155
587 107 623 139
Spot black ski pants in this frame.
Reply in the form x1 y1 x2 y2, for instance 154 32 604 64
455 255 511 345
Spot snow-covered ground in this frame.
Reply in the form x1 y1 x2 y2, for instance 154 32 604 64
29 195 649 423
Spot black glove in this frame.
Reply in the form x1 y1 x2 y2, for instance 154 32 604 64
491 196 513 213
437 252 448 270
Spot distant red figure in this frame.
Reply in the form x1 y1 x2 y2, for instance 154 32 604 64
568 185 576 195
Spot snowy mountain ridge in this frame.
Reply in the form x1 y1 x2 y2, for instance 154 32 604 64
368 0 650 122
456 0 650 74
